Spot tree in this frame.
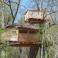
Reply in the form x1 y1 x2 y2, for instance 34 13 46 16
3 0 21 25
0 0 58 58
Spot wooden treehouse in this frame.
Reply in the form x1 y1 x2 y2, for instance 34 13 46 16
25 10 46 24
6 10 47 47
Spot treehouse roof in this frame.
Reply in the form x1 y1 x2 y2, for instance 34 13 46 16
25 10 44 21
6 24 39 33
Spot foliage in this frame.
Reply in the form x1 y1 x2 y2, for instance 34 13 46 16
0 0 58 58
0 29 5 33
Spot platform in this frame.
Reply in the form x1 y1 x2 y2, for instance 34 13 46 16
8 41 41 47
25 18 46 24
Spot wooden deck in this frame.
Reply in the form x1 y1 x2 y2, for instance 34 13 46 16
8 41 41 47
25 18 46 24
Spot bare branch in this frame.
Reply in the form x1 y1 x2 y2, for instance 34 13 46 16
10 1 19 4
8 0 15 24
6 0 21 24
41 0 43 9
12 0 21 24
14 0 21 19
33 0 40 11
4 2 10 6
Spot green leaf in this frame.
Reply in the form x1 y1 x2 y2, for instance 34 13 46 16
0 29 5 33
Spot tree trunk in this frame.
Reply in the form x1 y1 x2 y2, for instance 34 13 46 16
28 46 39 58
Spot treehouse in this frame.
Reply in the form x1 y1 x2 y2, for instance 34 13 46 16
6 10 48 47
25 10 46 24
6 24 41 47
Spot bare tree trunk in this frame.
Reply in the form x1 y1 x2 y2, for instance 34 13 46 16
20 47 30 58
8 0 21 25
28 46 39 58
1 0 5 28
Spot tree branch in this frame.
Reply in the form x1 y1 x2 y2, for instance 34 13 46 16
33 0 40 11
8 0 15 25
8 0 21 24
4 2 10 6
10 1 19 5
12 0 20 23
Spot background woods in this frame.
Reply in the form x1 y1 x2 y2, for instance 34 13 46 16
0 0 58 58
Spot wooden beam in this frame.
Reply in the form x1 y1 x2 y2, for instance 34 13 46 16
8 41 41 47
25 18 46 24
